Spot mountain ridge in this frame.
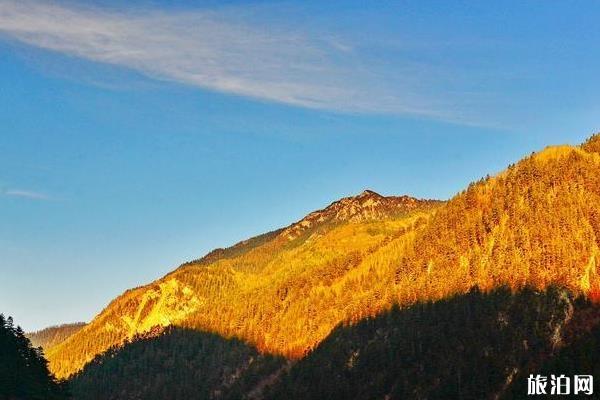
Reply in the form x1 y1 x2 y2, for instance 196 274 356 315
47 134 600 381
279 190 441 241
46 191 441 377
181 190 440 267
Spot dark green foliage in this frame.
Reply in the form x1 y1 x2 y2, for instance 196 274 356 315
266 287 598 400
0 314 69 400
69 327 286 400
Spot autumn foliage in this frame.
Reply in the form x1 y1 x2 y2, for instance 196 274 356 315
47 134 600 379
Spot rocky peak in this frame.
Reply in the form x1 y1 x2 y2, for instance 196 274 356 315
356 189 383 199
280 190 439 240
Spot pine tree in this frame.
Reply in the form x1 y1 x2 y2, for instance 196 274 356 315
0 314 69 400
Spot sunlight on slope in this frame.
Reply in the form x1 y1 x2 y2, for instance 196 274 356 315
47 135 600 379
47 193 439 378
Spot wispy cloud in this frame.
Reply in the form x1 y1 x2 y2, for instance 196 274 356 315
3 189 51 201
0 0 503 125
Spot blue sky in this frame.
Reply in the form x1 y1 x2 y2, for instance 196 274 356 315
1 0 599 331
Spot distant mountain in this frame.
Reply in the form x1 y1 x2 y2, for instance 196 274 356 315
0 314 69 400
44 134 600 399
28 322 86 350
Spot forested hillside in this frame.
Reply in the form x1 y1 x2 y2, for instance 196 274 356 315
45 135 600 398
70 327 286 400
48 192 441 378
0 314 69 400
66 287 600 399
393 138 600 305
266 287 599 400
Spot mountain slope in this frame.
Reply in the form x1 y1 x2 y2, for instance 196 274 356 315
28 323 86 350
48 191 441 378
49 134 600 384
393 140 600 305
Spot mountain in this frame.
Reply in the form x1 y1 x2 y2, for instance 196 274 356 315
0 314 69 400
28 323 86 350
47 190 441 378
278 190 435 240
46 134 600 398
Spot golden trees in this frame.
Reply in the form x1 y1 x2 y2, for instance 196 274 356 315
48 136 600 380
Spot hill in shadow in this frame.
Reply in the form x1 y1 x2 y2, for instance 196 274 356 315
266 286 600 400
505 299 600 399
70 286 600 399
68 327 287 400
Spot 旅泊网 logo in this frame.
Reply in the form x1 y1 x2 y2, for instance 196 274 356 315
527 374 593 396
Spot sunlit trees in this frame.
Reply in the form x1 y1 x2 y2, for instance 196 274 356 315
47 135 600 383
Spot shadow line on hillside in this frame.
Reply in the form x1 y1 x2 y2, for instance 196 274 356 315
69 286 600 400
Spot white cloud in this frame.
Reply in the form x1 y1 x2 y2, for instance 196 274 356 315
0 0 508 126
0 0 527 127
3 189 50 200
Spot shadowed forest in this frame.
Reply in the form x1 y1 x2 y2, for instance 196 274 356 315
0 315 69 400
16 287 594 400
